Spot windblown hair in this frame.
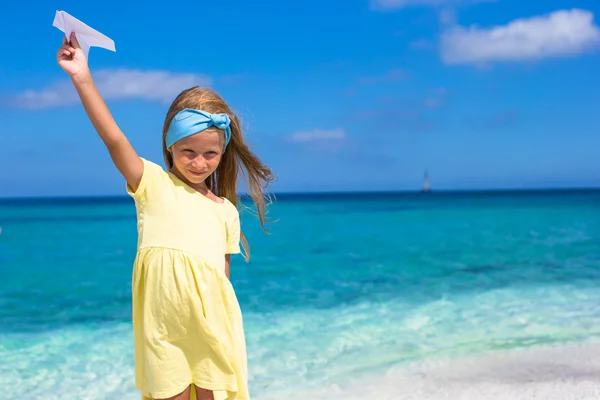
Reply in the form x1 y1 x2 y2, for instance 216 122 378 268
162 87 276 261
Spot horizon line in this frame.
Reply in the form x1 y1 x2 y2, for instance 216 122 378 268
1 185 600 201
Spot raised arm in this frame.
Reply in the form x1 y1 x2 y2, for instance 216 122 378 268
57 33 143 192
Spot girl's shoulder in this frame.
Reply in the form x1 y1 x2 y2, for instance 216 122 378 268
220 197 240 219
126 157 171 202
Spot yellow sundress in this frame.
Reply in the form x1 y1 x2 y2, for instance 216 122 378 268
126 158 248 400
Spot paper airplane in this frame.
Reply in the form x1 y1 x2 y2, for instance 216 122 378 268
52 10 116 59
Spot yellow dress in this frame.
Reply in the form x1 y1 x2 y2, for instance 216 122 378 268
126 158 248 400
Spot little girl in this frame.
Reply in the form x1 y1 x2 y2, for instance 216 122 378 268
57 33 274 400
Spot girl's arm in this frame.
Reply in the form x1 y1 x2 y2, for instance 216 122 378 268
57 33 143 192
225 254 231 280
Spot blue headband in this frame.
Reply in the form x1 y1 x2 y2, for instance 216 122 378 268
165 108 232 150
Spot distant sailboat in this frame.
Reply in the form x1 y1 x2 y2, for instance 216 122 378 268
422 170 431 193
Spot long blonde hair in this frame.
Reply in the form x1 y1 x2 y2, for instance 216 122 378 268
162 86 276 261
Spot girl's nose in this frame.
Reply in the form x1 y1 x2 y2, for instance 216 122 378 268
191 157 206 169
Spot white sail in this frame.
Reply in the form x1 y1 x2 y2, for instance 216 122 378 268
422 170 431 192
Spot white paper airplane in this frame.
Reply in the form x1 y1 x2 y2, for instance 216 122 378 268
52 10 116 59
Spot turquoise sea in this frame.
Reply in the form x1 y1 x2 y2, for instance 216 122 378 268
1 190 600 399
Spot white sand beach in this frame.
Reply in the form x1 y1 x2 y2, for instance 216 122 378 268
258 341 600 400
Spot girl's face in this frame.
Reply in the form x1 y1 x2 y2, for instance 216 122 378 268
170 129 224 188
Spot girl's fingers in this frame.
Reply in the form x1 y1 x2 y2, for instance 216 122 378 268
59 45 76 53
70 32 81 49
57 49 72 58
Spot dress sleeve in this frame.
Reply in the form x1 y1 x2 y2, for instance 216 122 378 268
225 208 242 255
126 158 168 204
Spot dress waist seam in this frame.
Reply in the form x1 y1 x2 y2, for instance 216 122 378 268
137 245 208 261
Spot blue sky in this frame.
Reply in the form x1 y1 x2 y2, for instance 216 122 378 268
2 0 600 197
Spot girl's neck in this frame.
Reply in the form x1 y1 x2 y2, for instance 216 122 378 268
170 168 210 194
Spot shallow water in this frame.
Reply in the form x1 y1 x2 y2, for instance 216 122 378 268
1 190 599 399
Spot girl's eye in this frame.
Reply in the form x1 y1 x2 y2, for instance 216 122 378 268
183 149 195 154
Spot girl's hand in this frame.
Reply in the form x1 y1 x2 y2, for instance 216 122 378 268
57 32 90 82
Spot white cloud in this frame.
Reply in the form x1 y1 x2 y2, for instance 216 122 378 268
359 68 409 84
370 0 451 10
438 8 457 26
441 9 600 65
424 87 447 108
12 69 212 109
369 0 489 11
410 38 435 50
288 128 347 143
